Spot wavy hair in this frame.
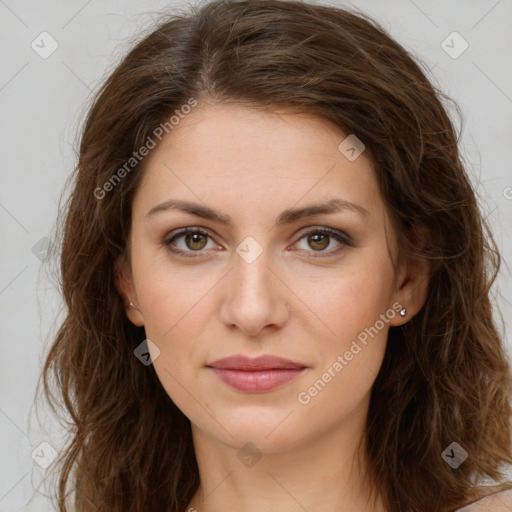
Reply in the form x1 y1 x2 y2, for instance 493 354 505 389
40 1 512 510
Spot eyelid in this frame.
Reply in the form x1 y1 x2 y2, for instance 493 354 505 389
162 225 352 258
297 225 351 241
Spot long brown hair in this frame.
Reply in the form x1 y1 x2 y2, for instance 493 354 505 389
40 1 512 510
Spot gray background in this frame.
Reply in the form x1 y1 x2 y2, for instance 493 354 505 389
1 0 511 510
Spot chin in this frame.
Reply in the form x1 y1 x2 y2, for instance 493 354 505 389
197 406 305 453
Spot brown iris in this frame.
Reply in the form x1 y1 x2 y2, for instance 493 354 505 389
307 233 330 251
185 232 208 251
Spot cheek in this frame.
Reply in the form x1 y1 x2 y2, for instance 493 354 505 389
291 254 395 346
135 266 211 418
294 277 393 427
290 257 394 411
138 273 210 357
131 240 213 339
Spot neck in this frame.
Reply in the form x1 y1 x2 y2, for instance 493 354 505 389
185 394 386 512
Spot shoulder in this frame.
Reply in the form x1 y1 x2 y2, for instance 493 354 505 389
455 488 512 511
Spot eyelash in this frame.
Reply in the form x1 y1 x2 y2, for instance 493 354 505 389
162 226 352 259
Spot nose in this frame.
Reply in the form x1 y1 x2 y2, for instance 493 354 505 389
217 247 290 337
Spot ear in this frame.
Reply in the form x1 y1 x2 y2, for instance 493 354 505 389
388 246 431 327
114 254 144 327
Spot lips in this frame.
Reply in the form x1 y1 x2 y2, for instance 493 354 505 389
208 355 306 371
206 355 307 392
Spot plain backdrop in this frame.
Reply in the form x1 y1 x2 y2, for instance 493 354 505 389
1 0 511 510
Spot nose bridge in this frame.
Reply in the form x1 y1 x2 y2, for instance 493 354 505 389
219 236 288 334
232 238 274 301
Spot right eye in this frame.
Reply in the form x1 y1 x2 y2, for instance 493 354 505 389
163 227 221 258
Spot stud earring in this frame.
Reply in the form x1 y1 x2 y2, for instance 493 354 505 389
399 308 407 317
129 300 136 308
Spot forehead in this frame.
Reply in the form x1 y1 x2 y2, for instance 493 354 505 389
134 102 386 229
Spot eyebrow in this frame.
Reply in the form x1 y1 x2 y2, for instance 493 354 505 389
145 197 369 227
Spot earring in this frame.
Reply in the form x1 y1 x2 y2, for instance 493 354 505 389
399 308 407 317
129 300 136 308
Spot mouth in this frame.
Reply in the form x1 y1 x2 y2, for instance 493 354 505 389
206 355 307 392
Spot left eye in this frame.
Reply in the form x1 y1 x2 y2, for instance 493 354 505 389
163 227 350 258
293 228 349 256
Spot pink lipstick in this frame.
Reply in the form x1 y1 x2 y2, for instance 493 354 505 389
207 355 306 392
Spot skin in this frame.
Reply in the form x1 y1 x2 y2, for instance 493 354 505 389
116 101 430 512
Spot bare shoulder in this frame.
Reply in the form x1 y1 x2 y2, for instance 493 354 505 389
456 488 512 511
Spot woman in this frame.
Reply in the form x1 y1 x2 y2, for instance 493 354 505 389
41 1 512 510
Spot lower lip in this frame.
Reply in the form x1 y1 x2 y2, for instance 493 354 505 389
208 367 305 392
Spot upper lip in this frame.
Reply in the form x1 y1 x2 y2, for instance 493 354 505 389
207 355 307 371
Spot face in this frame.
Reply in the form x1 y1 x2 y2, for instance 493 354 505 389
117 102 426 452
